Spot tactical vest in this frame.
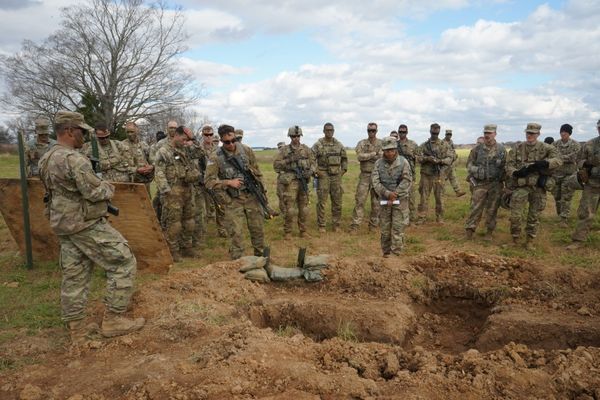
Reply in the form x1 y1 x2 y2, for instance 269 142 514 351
216 144 250 190
98 140 129 172
589 137 600 180
473 143 505 181
512 142 550 187
159 145 196 186
315 139 344 174
286 145 311 171
378 157 406 191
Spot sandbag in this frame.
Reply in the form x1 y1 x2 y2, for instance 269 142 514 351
244 268 270 282
303 269 324 282
304 255 331 268
266 264 304 281
238 256 268 272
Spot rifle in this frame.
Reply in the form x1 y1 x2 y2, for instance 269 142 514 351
90 135 119 216
226 153 278 219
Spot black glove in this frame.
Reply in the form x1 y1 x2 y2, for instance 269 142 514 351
512 167 529 178
533 160 549 170
583 160 594 168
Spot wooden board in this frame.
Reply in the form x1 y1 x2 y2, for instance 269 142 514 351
0 179 172 273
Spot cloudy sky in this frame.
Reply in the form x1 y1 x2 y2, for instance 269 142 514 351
1 0 600 146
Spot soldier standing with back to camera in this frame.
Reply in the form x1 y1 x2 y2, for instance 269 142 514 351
350 122 382 232
273 126 316 239
25 117 56 177
396 124 420 224
551 123 581 227
443 129 467 197
312 122 348 233
506 123 562 250
38 110 144 344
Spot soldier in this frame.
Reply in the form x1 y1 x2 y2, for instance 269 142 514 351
149 120 178 163
464 124 506 240
567 120 600 250
205 124 266 259
371 137 412 257
312 122 348 233
396 124 420 223
273 126 316 239
25 117 56 177
154 126 200 261
152 130 166 223
82 122 133 182
350 122 382 231
417 123 453 224
390 131 399 140
551 124 581 227
506 123 562 249
275 141 287 216
38 110 144 344
235 129 244 143
123 121 154 184
443 129 467 197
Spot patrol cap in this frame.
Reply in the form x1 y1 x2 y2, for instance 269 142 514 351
525 122 541 134
430 123 440 133
34 117 50 129
234 129 244 138
54 110 92 132
382 136 398 150
483 124 497 133
94 121 110 137
445 129 452 136
288 126 303 137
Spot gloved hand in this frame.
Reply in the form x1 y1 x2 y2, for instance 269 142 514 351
583 160 594 168
512 167 529 178
533 160 549 170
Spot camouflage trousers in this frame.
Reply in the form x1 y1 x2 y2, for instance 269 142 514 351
199 187 227 236
509 186 545 239
351 171 380 228
276 178 287 216
152 194 163 228
380 198 409 255
225 192 265 259
445 165 461 193
316 173 344 229
572 184 600 242
192 186 205 247
161 184 195 255
59 220 136 322
282 179 310 234
408 173 417 222
465 181 502 232
418 173 445 219
552 174 576 220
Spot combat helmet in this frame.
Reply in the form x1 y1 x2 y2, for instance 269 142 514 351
288 126 303 136
381 136 397 150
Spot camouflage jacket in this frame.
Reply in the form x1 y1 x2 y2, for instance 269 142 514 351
466 141 506 182
418 138 453 176
273 143 316 184
311 138 347 176
123 139 150 167
38 144 115 235
25 138 56 177
397 138 420 176
444 138 459 164
149 137 169 164
506 141 562 188
82 139 133 182
579 136 600 187
355 138 382 173
154 141 200 194
553 138 581 176
371 156 412 200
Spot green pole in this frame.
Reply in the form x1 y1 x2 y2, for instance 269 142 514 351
17 129 34 269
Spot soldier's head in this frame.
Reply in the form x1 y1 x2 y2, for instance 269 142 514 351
381 136 398 161
200 125 214 144
477 136 485 144
54 110 92 149
430 123 441 139
94 121 111 145
35 117 50 143
398 124 408 140
125 121 139 142
390 131 398 140
323 122 335 139
234 129 244 143
367 122 378 138
288 125 302 145
156 130 166 142
483 124 497 145
172 125 192 148
167 120 178 138
524 122 541 144
544 136 555 145
277 142 285 149
559 123 572 141
218 124 237 151
444 129 452 141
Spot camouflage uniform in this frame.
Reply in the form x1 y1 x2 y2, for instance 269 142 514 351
464 129 506 235
205 143 265 259
443 133 465 196
371 139 412 256
397 137 420 221
25 138 56 177
154 141 200 259
38 113 136 324
187 143 206 247
571 136 600 243
198 142 227 237
123 138 153 184
275 142 287 215
506 124 562 243
350 137 382 229
552 137 581 221
273 138 316 236
82 139 133 182
312 137 348 230
418 136 453 222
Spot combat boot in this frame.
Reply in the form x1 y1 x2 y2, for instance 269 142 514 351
318 227 326 234
299 231 310 238
68 319 99 344
524 237 536 251
435 216 445 225
171 251 182 263
284 232 292 240
483 230 494 242
465 229 474 240
559 219 569 228
512 236 520 246
456 190 466 198
101 312 145 338
566 241 583 250
181 247 201 258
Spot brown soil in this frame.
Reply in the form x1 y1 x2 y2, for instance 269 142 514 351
2 251 600 399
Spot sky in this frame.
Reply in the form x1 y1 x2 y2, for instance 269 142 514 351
1 0 600 146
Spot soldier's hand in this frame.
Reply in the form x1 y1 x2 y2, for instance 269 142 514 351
227 178 243 188
99 159 111 171
387 192 398 204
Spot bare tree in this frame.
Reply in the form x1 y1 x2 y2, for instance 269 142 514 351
0 0 197 129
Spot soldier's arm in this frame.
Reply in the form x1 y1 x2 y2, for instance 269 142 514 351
273 147 287 173
308 147 317 175
370 161 386 198
340 145 348 173
245 145 264 182
355 141 375 162
564 141 581 164
153 151 171 194
466 147 478 175
395 160 413 197
439 143 453 166
505 148 517 176
545 144 563 170
69 154 115 202
205 155 230 191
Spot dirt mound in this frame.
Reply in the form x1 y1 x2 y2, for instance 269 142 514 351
2 252 600 399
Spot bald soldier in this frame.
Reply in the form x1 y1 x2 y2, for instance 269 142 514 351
25 117 56 177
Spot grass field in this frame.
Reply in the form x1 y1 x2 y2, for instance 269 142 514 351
0 145 599 348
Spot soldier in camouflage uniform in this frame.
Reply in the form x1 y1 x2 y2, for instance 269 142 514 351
276 141 287 215
464 124 506 240
506 123 562 249
350 122 382 231
205 125 266 260
149 120 177 163
567 120 600 250
371 137 412 257
154 126 201 261
38 110 144 343
82 122 133 182
235 129 244 143
396 124 420 223
417 123 453 224
312 122 348 233
551 124 581 227
123 121 154 184
25 117 56 177
187 133 207 248
273 126 316 239
443 130 466 197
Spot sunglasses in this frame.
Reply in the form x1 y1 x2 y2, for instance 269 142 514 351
289 135 301 138
221 138 237 145
367 129 377 133
398 131 408 134
203 133 214 136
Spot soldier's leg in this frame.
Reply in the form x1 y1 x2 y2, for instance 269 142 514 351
418 173 432 215
152 194 163 227
59 237 94 322
316 174 330 228
330 174 343 229
391 201 409 254
216 202 228 237
448 167 461 193
192 187 204 247
226 199 245 259
350 173 370 227
525 187 545 239
433 176 445 220
244 195 265 256
368 186 380 228
160 187 184 257
277 181 287 216
409 174 417 222
552 177 562 217
509 188 529 239
572 186 600 242
283 182 296 234
464 185 488 232
181 187 196 251
559 178 575 220
379 204 392 255
483 182 502 233
297 183 310 234
202 188 215 220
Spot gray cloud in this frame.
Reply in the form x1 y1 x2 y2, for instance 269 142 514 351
0 0 42 10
